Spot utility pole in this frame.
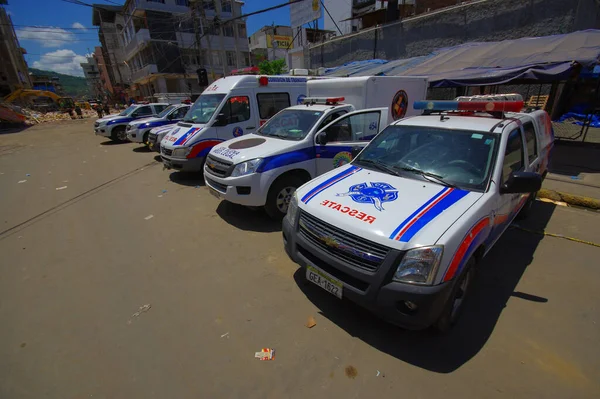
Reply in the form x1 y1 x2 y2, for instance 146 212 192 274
198 0 215 82
213 0 228 76
231 1 242 69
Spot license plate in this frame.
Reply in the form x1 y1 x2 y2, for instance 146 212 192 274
306 265 342 299
208 187 221 199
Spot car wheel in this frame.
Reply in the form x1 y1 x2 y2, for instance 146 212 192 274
143 132 150 146
264 176 303 220
111 126 127 142
434 258 476 333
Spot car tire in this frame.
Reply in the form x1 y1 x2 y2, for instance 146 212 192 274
264 176 303 220
111 126 127 142
434 257 476 333
143 132 150 146
516 192 537 220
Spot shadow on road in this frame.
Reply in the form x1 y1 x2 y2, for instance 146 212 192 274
0 123 32 135
216 201 281 232
99 140 123 146
169 171 205 187
153 155 162 162
132 146 151 153
293 200 555 373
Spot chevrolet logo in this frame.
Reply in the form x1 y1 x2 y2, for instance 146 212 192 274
321 236 340 249
207 162 216 169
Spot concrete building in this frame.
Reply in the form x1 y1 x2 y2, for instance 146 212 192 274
30 73 63 95
323 0 417 34
80 55 102 99
0 3 31 96
287 27 335 69
248 25 293 66
92 4 131 102
94 46 114 100
117 0 250 100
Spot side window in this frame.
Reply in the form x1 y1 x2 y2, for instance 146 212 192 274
174 107 188 119
153 105 167 114
134 106 153 116
257 93 290 119
523 122 538 164
502 128 524 185
221 96 250 124
317 111 348 131
322 111 381 143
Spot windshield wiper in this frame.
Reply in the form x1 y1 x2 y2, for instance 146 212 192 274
398 166 457 188
356 159 400 176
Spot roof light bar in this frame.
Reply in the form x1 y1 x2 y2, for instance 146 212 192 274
302 96 345 105
414 100 524 113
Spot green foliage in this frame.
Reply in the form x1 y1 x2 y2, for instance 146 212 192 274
28 68 91 98
258 59 287 75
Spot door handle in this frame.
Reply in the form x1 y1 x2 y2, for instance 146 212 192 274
246 126 255 130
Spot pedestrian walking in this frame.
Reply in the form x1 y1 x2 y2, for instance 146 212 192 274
103 103 110 115
95 105 104 119
75 105 83 119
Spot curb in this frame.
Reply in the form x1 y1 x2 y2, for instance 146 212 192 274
538 189 600 210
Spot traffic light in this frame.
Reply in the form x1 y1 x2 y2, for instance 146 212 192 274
196 68 208 86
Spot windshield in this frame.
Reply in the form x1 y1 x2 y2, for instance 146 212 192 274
119 105 137 116
183 94 226 124
354 125 499 191
257 109 323 140
157 105 176 118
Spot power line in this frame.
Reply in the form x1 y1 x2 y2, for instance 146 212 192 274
0 23 98 30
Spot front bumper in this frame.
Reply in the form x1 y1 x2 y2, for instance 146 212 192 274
126 127 146 143
161 151 204 172
203 167 267 207
282 216 454 330
94 125 111 137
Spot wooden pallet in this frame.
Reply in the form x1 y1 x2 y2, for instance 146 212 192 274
527 95 549 110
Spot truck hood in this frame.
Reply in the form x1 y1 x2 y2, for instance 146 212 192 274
97 114 128 124
208 134 305 165
128 116 161 127
296 164 483 251
161 124 208 148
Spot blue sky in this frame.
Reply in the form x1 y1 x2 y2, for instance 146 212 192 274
5 0 323 77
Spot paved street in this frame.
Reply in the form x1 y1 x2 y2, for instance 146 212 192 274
1 119 599 399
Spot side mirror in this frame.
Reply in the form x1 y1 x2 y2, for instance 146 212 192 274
316 131 328 145
213 113 228 127
500 171 542 194
351 146 362 159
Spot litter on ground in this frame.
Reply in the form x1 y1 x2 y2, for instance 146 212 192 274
18 180 27 183
55 186 67 190
255 348 275 361
144 214 154 220
306 316 317 328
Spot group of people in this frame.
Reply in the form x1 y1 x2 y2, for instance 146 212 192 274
92 103 111 118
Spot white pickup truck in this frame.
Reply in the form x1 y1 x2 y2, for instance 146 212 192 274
203 76 428 218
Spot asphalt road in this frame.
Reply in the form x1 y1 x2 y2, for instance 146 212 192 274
1 119 599 399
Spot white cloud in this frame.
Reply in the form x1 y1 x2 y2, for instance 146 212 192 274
16 27 75 48
32 49 88 77
72 22 86 30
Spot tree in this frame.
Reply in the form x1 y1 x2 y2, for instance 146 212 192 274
258 59 287 75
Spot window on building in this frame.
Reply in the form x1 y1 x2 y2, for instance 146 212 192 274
181 48 201 66
226 51 236 67
212 51 222 66
243 52 250 67
223 25 234 37
203 0 215 10
257 93 290 119
221 0 232 13
237 24 247 38
523 122 538 164
502 129 524 185
221 96 250 124
176 0 189 6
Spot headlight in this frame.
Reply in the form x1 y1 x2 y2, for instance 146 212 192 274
285 192 299 225
393 245 443 285
231 158 263 177
172 148 190 158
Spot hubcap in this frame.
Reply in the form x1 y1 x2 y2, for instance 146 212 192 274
118 129 127 141
276 187 296 213
451 268 472 320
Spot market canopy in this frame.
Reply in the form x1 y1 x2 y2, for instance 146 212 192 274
320 29 600 87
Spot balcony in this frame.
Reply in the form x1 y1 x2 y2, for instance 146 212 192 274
124 29 151 61
131 64 158 83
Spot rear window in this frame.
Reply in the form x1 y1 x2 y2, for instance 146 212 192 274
257 93 290 119
154 104 168 114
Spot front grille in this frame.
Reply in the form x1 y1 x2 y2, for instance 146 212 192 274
205 154 233 177
94 122 99 128
206 177 227 193
162 148 173 156
298 211 389 272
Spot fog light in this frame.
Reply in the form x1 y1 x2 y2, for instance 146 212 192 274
404 301 418 311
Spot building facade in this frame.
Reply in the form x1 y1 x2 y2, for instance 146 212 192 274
117 0 250 100
0 4 31 96
94 46 114 99
80 55 102 99
249 25 293 66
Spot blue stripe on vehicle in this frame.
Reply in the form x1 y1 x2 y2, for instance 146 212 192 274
301 165 362 204
173 127 199 146
388 187 449 239
397 189 469 242
257 147 315 173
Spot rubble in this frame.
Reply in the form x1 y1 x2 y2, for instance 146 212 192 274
1 102 99 125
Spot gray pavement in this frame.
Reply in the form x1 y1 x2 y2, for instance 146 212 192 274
1 119 599 398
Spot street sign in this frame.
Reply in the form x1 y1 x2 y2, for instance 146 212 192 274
290 0 321 28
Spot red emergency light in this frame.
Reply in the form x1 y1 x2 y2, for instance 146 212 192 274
414 100 524 113
231 66 260 75
302 97 345 105
258 76 269 86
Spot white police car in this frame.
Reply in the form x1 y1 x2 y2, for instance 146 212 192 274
126 103 190 145
283 97 553 331
94 103 169 142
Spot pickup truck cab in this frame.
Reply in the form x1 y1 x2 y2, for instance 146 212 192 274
159 75 308 173
283 96 553 331
203 76 428 218
94 103 169 142
126 103 190 144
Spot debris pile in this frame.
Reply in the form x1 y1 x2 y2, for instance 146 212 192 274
1 102 98 125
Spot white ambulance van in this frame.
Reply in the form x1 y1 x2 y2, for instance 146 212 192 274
204 76 428 218
283 97 553 331
159 75 309 172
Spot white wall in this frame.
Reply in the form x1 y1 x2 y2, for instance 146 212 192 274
323 0 353 36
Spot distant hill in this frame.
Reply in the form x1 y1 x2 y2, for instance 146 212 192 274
28 68 91 98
